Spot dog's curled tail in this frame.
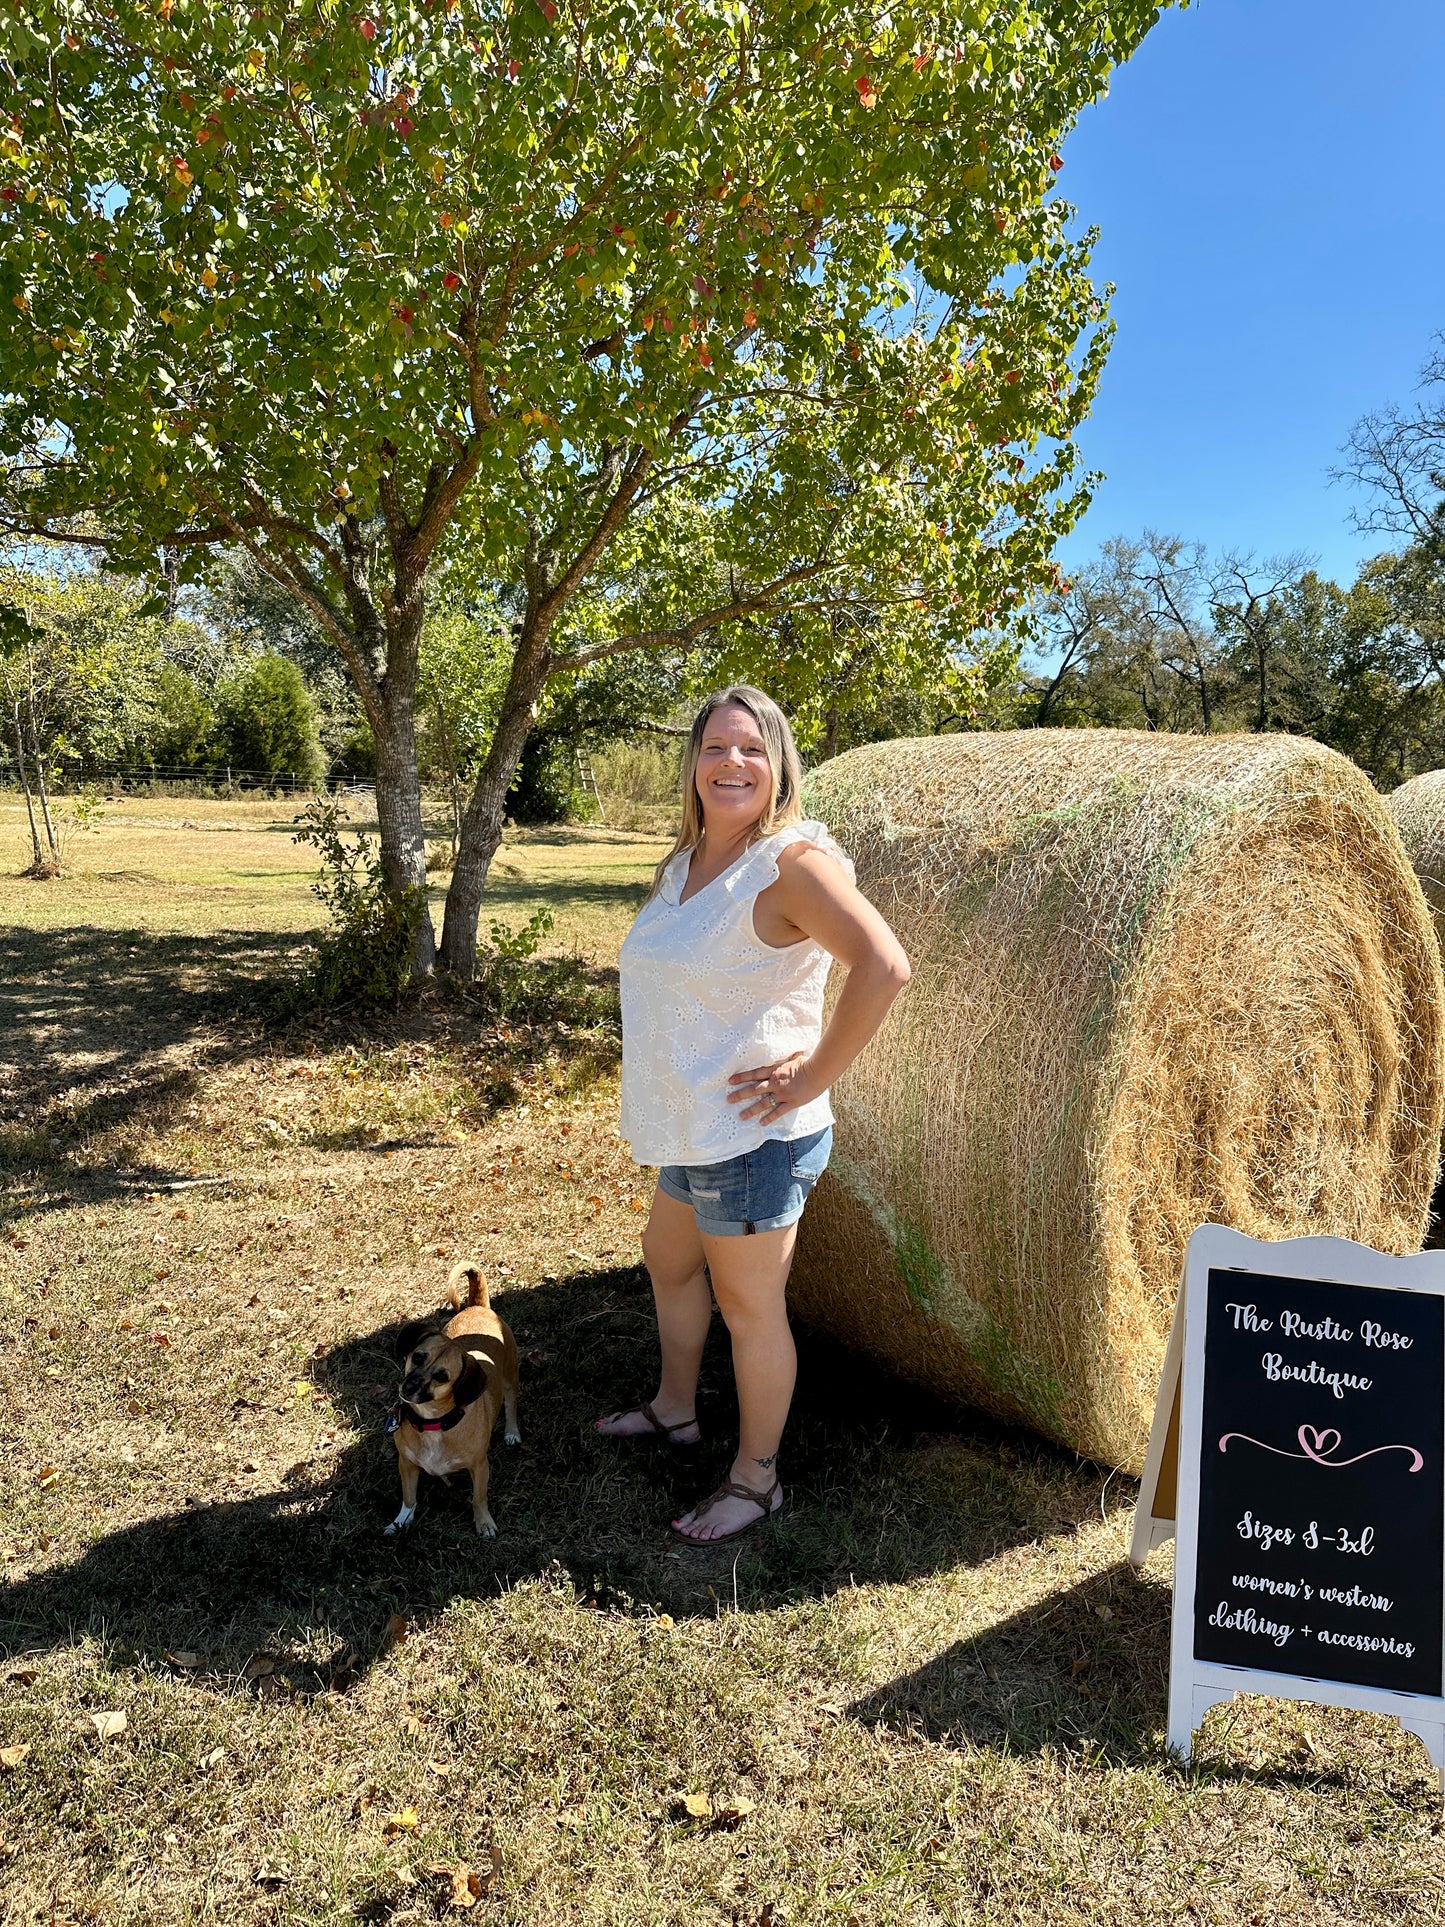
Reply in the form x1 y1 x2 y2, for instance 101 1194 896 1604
446 1260 490 1310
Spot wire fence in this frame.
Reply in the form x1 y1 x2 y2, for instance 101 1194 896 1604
0 761 375 799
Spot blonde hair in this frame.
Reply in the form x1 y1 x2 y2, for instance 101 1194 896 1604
648 685 805 899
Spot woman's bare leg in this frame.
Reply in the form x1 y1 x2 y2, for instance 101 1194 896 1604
673 1222 798 1539
595 1184 710 1440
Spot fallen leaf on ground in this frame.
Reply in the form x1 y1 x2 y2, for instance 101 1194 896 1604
36 1467 58 1488
201 1746 225 1769
447 1862 485 1907
427 1758 451 1776
682 1792 712 1819
0 1745 30 1769
86 1710 127 1741
383 1806 420 1835
165 1650 200 1670
242 1655 274 1680
380 1612 408 1652
6 1668 37 1686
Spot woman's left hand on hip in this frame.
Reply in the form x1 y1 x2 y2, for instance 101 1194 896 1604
727 1051 817 1123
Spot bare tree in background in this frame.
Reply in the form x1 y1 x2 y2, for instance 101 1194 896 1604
1337 336 1445 555
1210 549 1315 733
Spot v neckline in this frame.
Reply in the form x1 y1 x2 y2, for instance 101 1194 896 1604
673 832 771 907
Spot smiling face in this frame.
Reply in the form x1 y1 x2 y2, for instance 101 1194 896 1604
694 702 775 838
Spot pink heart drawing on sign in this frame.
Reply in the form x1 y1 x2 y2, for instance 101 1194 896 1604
1298 1425 1341 1461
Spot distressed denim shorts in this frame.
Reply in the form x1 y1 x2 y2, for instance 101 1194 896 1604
657 1127 832 1236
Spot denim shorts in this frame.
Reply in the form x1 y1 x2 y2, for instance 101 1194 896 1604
657 1127 832 1237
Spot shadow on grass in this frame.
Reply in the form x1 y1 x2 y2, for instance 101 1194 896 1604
0 924 621 1218
847 1558 1171 1766
479 870 651 931
0 1263 1123 1706
0 923 299 1203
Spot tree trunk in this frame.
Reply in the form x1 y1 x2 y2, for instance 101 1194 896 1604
335 546 438 981
438 635 551 979
11 705 42 869
820 705 841 761
25 689 59 863
372 684 437 979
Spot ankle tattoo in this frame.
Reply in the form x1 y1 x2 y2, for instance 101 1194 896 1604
753 1452 777 1470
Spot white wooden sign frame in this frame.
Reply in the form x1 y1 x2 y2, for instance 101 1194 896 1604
1153 1224 1445 1788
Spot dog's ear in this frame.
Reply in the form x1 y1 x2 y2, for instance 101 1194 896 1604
394 1317 444 1362
454 1352 488 1407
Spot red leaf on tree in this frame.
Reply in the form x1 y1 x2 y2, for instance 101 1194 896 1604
442 271 460 291
359 17 377 39
507 57 519 79
855 74 878 108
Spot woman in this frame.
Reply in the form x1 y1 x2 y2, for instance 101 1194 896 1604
597 685 911 1544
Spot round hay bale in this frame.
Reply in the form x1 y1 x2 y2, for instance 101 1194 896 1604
1389 770 1445 948
795 729 1445 1473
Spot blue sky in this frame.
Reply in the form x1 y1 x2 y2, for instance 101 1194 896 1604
1053 0 1445 584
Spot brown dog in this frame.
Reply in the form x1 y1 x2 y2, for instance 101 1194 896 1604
384 1261 520 1538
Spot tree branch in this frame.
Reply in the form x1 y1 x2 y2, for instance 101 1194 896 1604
554 560 836 669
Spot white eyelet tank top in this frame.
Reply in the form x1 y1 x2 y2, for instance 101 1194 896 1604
618 820 855 1167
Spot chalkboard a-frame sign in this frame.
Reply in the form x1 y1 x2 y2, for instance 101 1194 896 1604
1135 1226 1445 1786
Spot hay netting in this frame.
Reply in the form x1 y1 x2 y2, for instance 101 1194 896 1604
795 730 1445 1473
1389 770 1445 949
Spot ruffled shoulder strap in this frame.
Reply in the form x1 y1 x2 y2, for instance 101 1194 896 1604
726 819 855 899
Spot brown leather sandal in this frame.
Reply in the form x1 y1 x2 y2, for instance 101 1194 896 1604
594 1400 700 1445
670 1475 783 1545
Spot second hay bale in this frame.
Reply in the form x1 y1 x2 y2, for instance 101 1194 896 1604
1389 769 1445 949
794 730 1445 1473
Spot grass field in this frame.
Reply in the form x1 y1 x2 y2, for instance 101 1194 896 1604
2 797 1444 1925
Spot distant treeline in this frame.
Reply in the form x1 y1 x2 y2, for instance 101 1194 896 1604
5 519 1445 825
995 531 1445 791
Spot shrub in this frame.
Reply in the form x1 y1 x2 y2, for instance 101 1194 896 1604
148 662 220 769
217 653 325 784
470 907 618 1028
283 798 423 1012
506 729 591 824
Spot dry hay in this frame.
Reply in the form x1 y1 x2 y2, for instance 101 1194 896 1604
1388 769 1445 949
795 730 1445 1473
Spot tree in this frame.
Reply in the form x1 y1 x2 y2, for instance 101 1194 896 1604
1023 534 1212 730
215 650 325 782
0 560 175 858
1338 336 1445 559
0 0 1174 976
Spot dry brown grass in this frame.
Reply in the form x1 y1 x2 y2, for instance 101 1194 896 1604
2 795 1445 1924
797 731 1445 1473
1389 770 1445 949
